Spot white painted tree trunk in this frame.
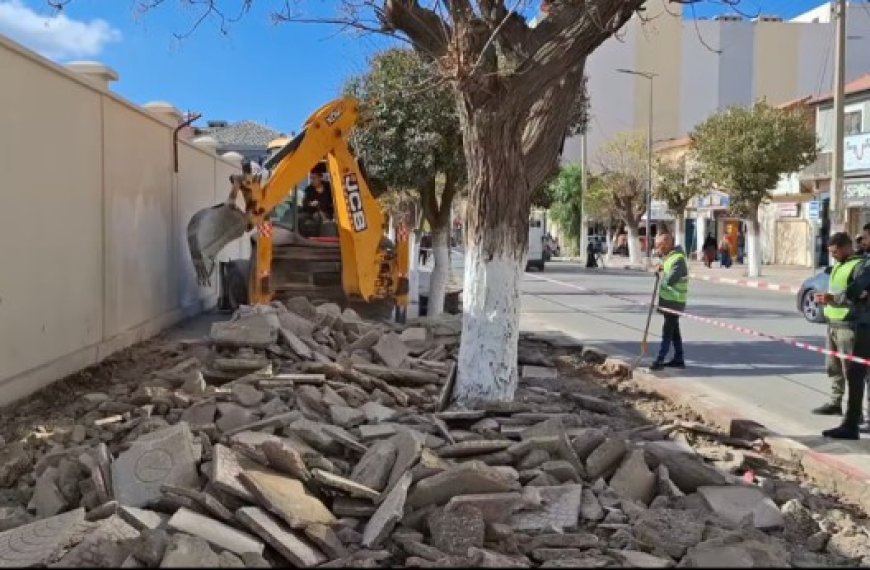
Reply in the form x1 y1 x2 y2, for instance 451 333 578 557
428 226 450 317
455 243 523 404
747 211 762 278
674 214 685 248
626 222 641 266
606 227 614 261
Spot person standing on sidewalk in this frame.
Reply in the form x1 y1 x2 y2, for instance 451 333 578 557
813 233 865 425
651 233 688 371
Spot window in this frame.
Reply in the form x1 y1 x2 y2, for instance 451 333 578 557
845 110 863 136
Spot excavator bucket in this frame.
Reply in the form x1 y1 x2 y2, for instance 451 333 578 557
187 203 248 286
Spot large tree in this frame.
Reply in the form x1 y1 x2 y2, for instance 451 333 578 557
50 0 690 405
597 131 648 265
345 48 464 317
655 153 705 248
691 101 817 278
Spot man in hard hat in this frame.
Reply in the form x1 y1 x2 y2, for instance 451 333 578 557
651 232 688 371
815 232 870 439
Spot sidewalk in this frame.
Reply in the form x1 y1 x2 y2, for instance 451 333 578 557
556 255 816 295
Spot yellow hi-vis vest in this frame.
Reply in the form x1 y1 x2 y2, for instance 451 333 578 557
659 251 688 304
824 257 863 321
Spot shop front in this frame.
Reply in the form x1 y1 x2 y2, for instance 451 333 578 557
845 179 870 238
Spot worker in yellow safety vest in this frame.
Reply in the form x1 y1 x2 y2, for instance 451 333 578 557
651 233 689 371
814 232 870 440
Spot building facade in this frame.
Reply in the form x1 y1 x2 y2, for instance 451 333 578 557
562 1 870 173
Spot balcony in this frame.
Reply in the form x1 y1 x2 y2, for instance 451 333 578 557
799 152 831 181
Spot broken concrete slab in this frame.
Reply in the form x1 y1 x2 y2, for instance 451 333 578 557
521 366 558 380
168 508 263 556
584 438 627 481
697 486 785 529
304 524 348 560
53 515 139 568
509 485 583 533
362 472 412 549
118 506 168 532
332 497 377 518
361 402 398 423
438 440 513 459
429 504 485 555
611 549 674 568
633 508 705 559
260 440 311 482
407 461 516 508
28 467 68 518
210 444 264 503
312 469 379 501
642 441 726 493
351 439 397 492
372 333 409 369
236 507 326 568
385 430 424 493
112 423 199 508
232 384 264 407
0 507 85 567
240 470 336 529
609 450 656 505
330 406 366 428
210 315 277 349
446 492 524 524
159 533 220 567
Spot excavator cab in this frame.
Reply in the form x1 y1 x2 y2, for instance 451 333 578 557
186 98 409 317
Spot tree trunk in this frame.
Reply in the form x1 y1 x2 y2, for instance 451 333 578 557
626 221 641 265
747 209 762 278
428 226 450 317
674 214 685 248
606 226 615 260
452 109 529 405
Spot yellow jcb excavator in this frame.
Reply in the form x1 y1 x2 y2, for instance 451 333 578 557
186 97 410 318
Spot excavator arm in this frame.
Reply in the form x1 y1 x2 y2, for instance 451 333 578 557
186 97 409 308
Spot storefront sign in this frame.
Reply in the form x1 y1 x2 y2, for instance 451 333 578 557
776 202 799 217
845 133 870 172
845 180 870 207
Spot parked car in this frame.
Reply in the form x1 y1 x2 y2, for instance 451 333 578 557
797 266 831 323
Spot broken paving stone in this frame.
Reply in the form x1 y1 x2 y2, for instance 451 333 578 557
210 444 264 503
609 449 656 505
236 507 326 568
362 472 412 549
509 485 583 533
633 509 704 559
132 529 170 567
260 440 311 482
526 533 601 551
351 439 397 492
584 438 627 481
438 440 513 459
407 461 516 508
385 430 424 493
160 533 221 567
361 402 398 423
111 423 199 508
304 523 348 559
180 402 216 425
330 406 366 428
642 441 726 493
232 384 265 407
521 366 558 380
518 449 550 470
0 442 30 488
429 504 486 556
540 460 578 482
611 549 674 568
580 489 605 522
446 492 524 524
565 393 616 415
333 497 377 518
698 485 784 529
118 506 168 532
240 470 336 529
70 425 88 444
53 515 139 568
0 507 85 567
358 424 400 440
168 507 264 556
372 333 409 369
28 467 68 518
312 469 380 501
210 315 277 349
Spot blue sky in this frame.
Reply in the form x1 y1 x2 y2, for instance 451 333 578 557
0 0 831 133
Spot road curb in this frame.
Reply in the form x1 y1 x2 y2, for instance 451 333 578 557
622 360 870 512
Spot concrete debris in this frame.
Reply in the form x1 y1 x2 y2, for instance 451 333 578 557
0 302 857 568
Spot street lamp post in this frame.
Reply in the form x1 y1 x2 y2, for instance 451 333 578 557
617 68 657 263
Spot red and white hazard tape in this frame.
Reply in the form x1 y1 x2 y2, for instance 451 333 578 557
530 274 870 367
690 274 800 295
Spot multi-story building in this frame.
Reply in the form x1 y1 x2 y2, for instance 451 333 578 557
563 1 870 172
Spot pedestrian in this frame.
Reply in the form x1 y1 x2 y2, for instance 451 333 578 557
702 233 717 268
651 233 688 371
812 234 867 438
718 236 732 268
737 230 745 264
419 233 431 266
585 239 598 268
859 223 870 256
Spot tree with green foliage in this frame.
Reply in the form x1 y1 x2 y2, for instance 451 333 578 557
344 48 464 316
691 101 817 277
546 165 584 255
655 154 705 248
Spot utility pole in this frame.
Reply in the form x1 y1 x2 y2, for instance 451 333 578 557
580 130 588 258
830 0 847 234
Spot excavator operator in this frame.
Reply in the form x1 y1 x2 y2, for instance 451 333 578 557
302 165 335 221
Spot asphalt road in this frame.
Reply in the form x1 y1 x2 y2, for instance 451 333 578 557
519 259 850 442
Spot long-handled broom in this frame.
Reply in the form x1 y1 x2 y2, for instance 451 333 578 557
632 271 661 373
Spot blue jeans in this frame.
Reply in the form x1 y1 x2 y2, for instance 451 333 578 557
657 314 684 362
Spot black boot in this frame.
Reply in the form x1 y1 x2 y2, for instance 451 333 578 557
812 402 843 415
664 359 686 369
650 360 665 371
822 424 860 440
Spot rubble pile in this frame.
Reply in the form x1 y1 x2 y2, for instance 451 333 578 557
0 298 866 567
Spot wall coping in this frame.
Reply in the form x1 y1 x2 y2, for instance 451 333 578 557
0 33 239 169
